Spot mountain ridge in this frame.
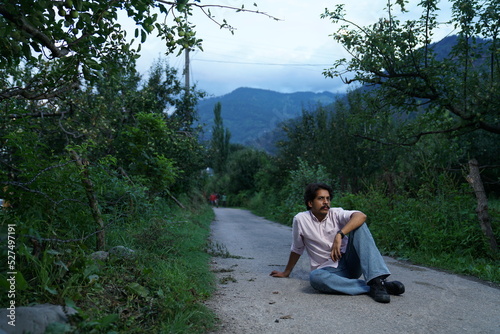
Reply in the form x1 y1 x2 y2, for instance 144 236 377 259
195 87 342 147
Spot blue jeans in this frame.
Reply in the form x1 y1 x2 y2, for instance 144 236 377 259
309 223 390 295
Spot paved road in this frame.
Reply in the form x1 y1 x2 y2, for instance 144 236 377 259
205 208 500 334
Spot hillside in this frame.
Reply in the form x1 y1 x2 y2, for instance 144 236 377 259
195 87 341 148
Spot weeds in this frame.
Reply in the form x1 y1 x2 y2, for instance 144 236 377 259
219 275 237 284
206 241 245 259
212 268 235 273
0 197 218 333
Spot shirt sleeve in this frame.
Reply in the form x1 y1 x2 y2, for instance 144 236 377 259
337 209 362 228
290 216 305 255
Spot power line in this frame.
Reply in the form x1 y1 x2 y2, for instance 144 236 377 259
192 58 332 67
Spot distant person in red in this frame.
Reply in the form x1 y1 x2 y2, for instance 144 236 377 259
270 183 405 303
209 193 217 207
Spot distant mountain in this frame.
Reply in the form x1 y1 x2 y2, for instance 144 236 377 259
195 87 341 148
213 36 484 153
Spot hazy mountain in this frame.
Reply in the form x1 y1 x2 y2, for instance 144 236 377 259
194 36 475 153
195 87 341 148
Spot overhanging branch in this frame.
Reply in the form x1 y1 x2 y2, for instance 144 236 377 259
0 5 68 58
156 1 280 20
354 122 477 146
0 81 80 101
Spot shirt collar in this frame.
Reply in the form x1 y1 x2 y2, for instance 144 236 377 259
309 210 328 223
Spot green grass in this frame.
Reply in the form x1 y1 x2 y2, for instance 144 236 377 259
0 197 218 333
395 251 500 284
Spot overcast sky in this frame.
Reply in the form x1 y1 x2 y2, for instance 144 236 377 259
129 0 455 97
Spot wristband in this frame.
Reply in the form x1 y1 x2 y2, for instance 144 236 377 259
337 230 346 239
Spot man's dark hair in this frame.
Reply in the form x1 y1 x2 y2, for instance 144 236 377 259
304 183 333 210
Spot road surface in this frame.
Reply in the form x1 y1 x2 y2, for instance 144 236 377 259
205 208 500 334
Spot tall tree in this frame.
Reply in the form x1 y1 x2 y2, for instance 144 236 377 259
210 102 231 174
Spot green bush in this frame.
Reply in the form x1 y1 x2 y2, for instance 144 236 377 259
333 183 499 283
273 158 334 225
0 195 217 333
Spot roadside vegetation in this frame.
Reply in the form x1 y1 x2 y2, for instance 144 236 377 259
1 194 217 333
1 196 217 333
0 2 224 332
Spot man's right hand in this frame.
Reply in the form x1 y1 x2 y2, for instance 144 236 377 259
270 252 300 278
270 270 289 278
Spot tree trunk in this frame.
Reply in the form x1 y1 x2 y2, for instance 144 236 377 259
466 159 498 254
167 190 185 209
70 150 105 250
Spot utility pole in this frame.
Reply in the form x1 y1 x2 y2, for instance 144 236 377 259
184 47 190 92
181 46 192 128
183 9 190 93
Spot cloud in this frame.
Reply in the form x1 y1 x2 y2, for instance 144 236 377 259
130 0 454 97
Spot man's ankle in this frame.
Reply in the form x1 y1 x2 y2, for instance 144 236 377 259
368 277 390 303
368 275 388 286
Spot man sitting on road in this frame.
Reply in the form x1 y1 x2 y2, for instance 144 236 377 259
270 182 405 303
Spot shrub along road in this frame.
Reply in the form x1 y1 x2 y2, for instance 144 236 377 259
205 208 500 334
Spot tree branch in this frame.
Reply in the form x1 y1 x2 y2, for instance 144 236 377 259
0 5 68 58
5 111 68 119
157 1 280 20
0 81 80 101
354 122 476 146
69 150 106 250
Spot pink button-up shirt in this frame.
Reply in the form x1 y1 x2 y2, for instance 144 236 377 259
291 208 360 271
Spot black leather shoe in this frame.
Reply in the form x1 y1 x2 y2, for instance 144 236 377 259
368 278 390 303
385 280 405 295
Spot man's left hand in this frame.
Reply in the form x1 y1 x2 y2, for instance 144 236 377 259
330 234 342 262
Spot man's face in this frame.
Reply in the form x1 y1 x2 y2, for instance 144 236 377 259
308 189 331 220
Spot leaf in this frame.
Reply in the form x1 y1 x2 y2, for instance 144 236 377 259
54 260 69 271
15 271 28 291
64 298 82 312
126 282 149 297
97 314 119 327
45 286 58 295
88 274 99 283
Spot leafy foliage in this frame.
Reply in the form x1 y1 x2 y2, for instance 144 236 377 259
0 196 217 333
0 0 204 97
0 37 209 333
321 0 500 142
0 1 279 106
